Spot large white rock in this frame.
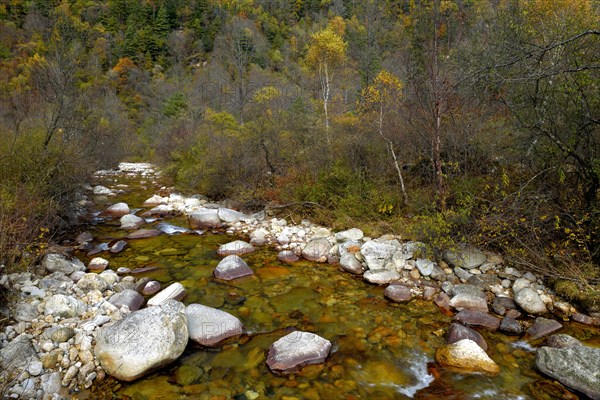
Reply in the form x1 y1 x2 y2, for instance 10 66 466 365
514 288 547 315
213 255 253 280
360 239 401 270
217 240 255 256
266 331 331 373
217 208 248 223
104 202 130 217
120 214 145 230
302 237 331 263
189 209 222 229
42 254 85 275
143 194 167 206
147 282 186 306
88 257 109 272
94 300 188 381
186 304 243 346
340 253 363 274
363 269 400 285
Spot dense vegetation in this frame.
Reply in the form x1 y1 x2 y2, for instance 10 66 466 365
1 0 599 308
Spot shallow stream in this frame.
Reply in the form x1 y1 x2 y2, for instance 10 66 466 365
82 170 599 400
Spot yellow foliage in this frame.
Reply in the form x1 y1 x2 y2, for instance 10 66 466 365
305 28 347 70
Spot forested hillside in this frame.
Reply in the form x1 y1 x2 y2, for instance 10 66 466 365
1 0 599 306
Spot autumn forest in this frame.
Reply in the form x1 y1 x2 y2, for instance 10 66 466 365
0 0 599 307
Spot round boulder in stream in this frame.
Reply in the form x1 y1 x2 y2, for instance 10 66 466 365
266 331 332 374
186 304 243 346
214 255 253 280
94 300 188 382
104 202 130 217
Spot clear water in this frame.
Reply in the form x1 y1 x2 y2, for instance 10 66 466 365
80 172 600 400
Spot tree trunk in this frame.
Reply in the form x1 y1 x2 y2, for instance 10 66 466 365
380 103 408 204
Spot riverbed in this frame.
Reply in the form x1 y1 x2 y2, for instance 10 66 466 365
81 165 598 400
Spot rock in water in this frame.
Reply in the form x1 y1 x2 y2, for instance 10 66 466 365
88 257 109 272
186 304 243 346
302 238 332 263
126 229 162 239
277 250 299 263
514 288 547 315
536 345 600 400
435 339 500 375
147 282 186 306
95 300 188 381
217 240 255 256
266 331 331 374
446 323 488 351
449 293 488 312
453 310 500 331
105 202 130 217
214 255 253 280
384 285 412 303
526 317 563 341
120 214 144 230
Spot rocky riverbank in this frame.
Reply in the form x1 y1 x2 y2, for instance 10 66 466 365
1 162 599 399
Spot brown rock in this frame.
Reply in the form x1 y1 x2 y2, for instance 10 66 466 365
453 310 500 331
446 323 487 350
434 293 452 315
384 285 412 303
526 317 562 341
571 313 593 325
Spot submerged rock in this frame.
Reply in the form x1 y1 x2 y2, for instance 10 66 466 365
214 255 253 280
95 300 188 381
127 229 162 239
186 304 243 346
536 344 600 400
109 240 128 254
266 331 331 374
435 339 500 375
